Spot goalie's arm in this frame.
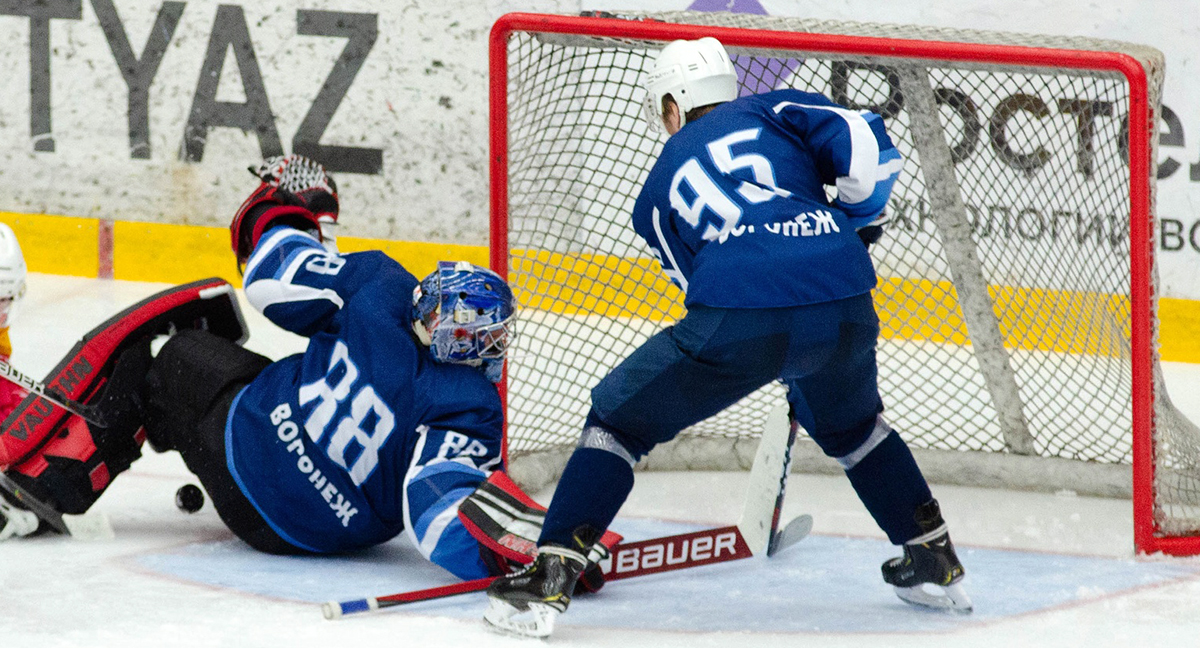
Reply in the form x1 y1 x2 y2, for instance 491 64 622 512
241 227 401 337
400 425 504 581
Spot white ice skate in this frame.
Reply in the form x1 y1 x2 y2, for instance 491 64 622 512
0 495 40 541
483 598 561 639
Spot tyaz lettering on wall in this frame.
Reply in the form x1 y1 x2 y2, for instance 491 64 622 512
3 0 381 174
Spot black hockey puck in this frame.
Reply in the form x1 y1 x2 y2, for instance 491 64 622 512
175 484 204 513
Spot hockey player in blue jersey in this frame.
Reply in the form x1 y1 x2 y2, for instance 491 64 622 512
485 38 970 636
0 154 530 581
146 154 519 577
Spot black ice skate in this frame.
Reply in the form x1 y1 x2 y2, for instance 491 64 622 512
483 530 596 638
881 499 972 613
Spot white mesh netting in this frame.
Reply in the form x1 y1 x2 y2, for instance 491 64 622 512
494 12 1200 540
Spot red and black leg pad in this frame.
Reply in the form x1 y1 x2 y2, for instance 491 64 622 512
0 277 248 517
458 471 622 593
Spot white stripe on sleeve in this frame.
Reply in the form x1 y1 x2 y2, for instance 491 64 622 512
772 100 882 206
244 227 322 279
244 246 345 314
651 206 689 294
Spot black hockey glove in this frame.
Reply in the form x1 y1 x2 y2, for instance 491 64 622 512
250 154 339 217
856 210 889 249
857 224 884 247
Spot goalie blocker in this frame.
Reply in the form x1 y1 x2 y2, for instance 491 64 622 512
0 278 248 529
459 470 621 593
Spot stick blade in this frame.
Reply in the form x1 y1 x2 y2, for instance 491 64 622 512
767 514 813 556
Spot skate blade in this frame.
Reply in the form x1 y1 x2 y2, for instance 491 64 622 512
483 598 559 639
893 581 973 614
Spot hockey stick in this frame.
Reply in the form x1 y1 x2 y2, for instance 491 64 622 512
738 405 810 556
324 577 495 617
0 470 114 540
323 522 769 619
324 406 811 620
0 358 108 428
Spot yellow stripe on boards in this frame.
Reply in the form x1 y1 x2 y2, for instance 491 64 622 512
874 278 1130 357
507 252 1199 364
1160 298 1200 364
509 249 686 320
0 212 98 277
337 237 487 281
113 221 239 286
108 223 491 287
4 210 1200 364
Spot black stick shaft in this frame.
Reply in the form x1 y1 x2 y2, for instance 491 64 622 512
0 471 69 534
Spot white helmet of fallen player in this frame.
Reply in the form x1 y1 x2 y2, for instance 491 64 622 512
412 261 517 383
0 223 27 328
642 37 738 134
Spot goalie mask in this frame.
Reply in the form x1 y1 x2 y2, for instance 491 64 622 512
0 223 27 329
412 261 517 382
642 37 738 134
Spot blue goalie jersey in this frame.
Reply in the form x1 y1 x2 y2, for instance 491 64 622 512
224 227 503 578
633 88 903 308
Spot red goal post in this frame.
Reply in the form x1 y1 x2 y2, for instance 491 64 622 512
487 11 1194 555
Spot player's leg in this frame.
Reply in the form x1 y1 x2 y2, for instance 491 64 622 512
539 304 800 545
458 470 619 592
487 305 795 635
786 294 969 611
0 278 249 536
143 329 301 554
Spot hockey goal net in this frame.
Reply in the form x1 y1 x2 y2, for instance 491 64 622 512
488 11 1199 555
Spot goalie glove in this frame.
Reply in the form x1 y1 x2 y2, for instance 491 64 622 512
230 154 340 269
459 471 621 593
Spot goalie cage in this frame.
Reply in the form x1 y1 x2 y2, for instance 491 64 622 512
488 11 1199 555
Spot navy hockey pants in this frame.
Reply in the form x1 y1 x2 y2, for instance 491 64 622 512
590 293 884 459
144 330 301 555
542 293 934 545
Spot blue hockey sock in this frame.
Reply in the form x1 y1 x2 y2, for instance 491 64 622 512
539 446 635 547
843 430 933 544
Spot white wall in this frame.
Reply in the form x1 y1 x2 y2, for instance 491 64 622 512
0 0 580 245
2 0 1199 298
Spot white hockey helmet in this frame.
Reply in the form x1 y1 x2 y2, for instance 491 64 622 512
641 37 738 134
0 223 26 328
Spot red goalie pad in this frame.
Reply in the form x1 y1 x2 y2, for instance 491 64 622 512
0 278 247 514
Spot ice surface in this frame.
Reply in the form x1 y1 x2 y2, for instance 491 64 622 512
4 274 1200 647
